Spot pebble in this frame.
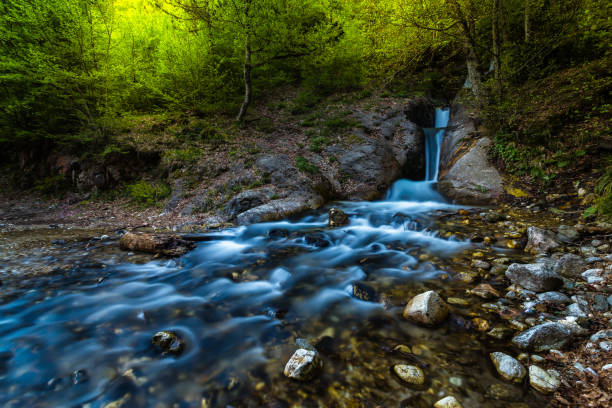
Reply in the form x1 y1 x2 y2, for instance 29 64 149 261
468 283 500 299
393 364 425 385
447 297 470 306
434 396 463 408
537 291 570 304
490 352 527 383
505 263 563 292
529 366 560 394
283 348 322 381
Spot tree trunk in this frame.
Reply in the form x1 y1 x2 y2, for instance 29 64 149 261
492 0 503 95
236 40 252 122
524 0 532 43
465 38 484 101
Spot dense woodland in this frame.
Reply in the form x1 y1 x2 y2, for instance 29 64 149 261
0 0 611 213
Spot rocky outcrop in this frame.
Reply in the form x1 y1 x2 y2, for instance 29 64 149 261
119 232 195 257
332 98 434 200
438 137 503 204
224 188 276 220
438 104 503 205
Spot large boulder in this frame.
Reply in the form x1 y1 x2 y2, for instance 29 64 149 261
235 194 324 225
512 322 572 351
403 290 448 325
525 227 560 254
438 138 503 205
505 263 563 292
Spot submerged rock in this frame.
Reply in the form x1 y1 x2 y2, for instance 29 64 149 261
490 352 526 383
120 233 195 257
512 322 572 351
152 331 185 355
505 263 562 292
283 348 322 381
553 253 586 278
529 366 560 394
352 281 377 301
393 364 425 385
468 283 500 299
328 207 349 227
525 227 560 254
402 290 448 325
433 396 463 408
557 225 580 243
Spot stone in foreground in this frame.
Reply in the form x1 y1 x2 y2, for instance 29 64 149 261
525 227 560 254
120 232 195 257
402 290 448 325
490 352 526 383
434 396 463 408
505 263 563 292
328 207 349 227
393 364 425 385
553 253 586 278
283 348 322 381
529 365 560 394
152 331 185 355
512 322 572 352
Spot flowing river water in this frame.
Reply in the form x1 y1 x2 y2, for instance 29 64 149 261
0 109 548 407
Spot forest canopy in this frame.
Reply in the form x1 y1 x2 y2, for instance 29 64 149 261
0 0 610 147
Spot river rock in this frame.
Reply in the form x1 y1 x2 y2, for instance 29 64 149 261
236 194 323 225
468 283 500 299
529 366 560 394
505 263 562 292
433 396 463 408
512 322 572 351
536 291 571 304
557 225 580 243
120 233 195 257
152 331 185 355
393 364 425 385
553 254 586 278
490 352 526 383
438 137 503 205
525 227 560 254
283 348 322 381
328 208 348 227
352 281 376 301
402 290 448 325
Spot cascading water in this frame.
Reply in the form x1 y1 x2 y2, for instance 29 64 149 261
424 107 450 182
0 108 544 407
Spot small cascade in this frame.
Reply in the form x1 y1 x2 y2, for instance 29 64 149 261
424 107 450 181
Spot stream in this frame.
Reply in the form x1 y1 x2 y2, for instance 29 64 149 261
0 109 548 407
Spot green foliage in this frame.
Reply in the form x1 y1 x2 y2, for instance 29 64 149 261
162 148 202 166
309 136 330 153
34 175 68 196
126 180 170 206
295 156 318 174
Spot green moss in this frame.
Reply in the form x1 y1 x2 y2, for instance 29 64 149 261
309 136 330 153
162 148 202 166
126 180 170 207
295 156 318 174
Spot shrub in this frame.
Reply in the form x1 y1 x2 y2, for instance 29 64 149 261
295 156 318 174
126 181 170 206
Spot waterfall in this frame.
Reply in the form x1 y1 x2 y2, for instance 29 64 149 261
424 107 450 181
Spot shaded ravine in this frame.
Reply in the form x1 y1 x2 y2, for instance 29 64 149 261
0 109 548 407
